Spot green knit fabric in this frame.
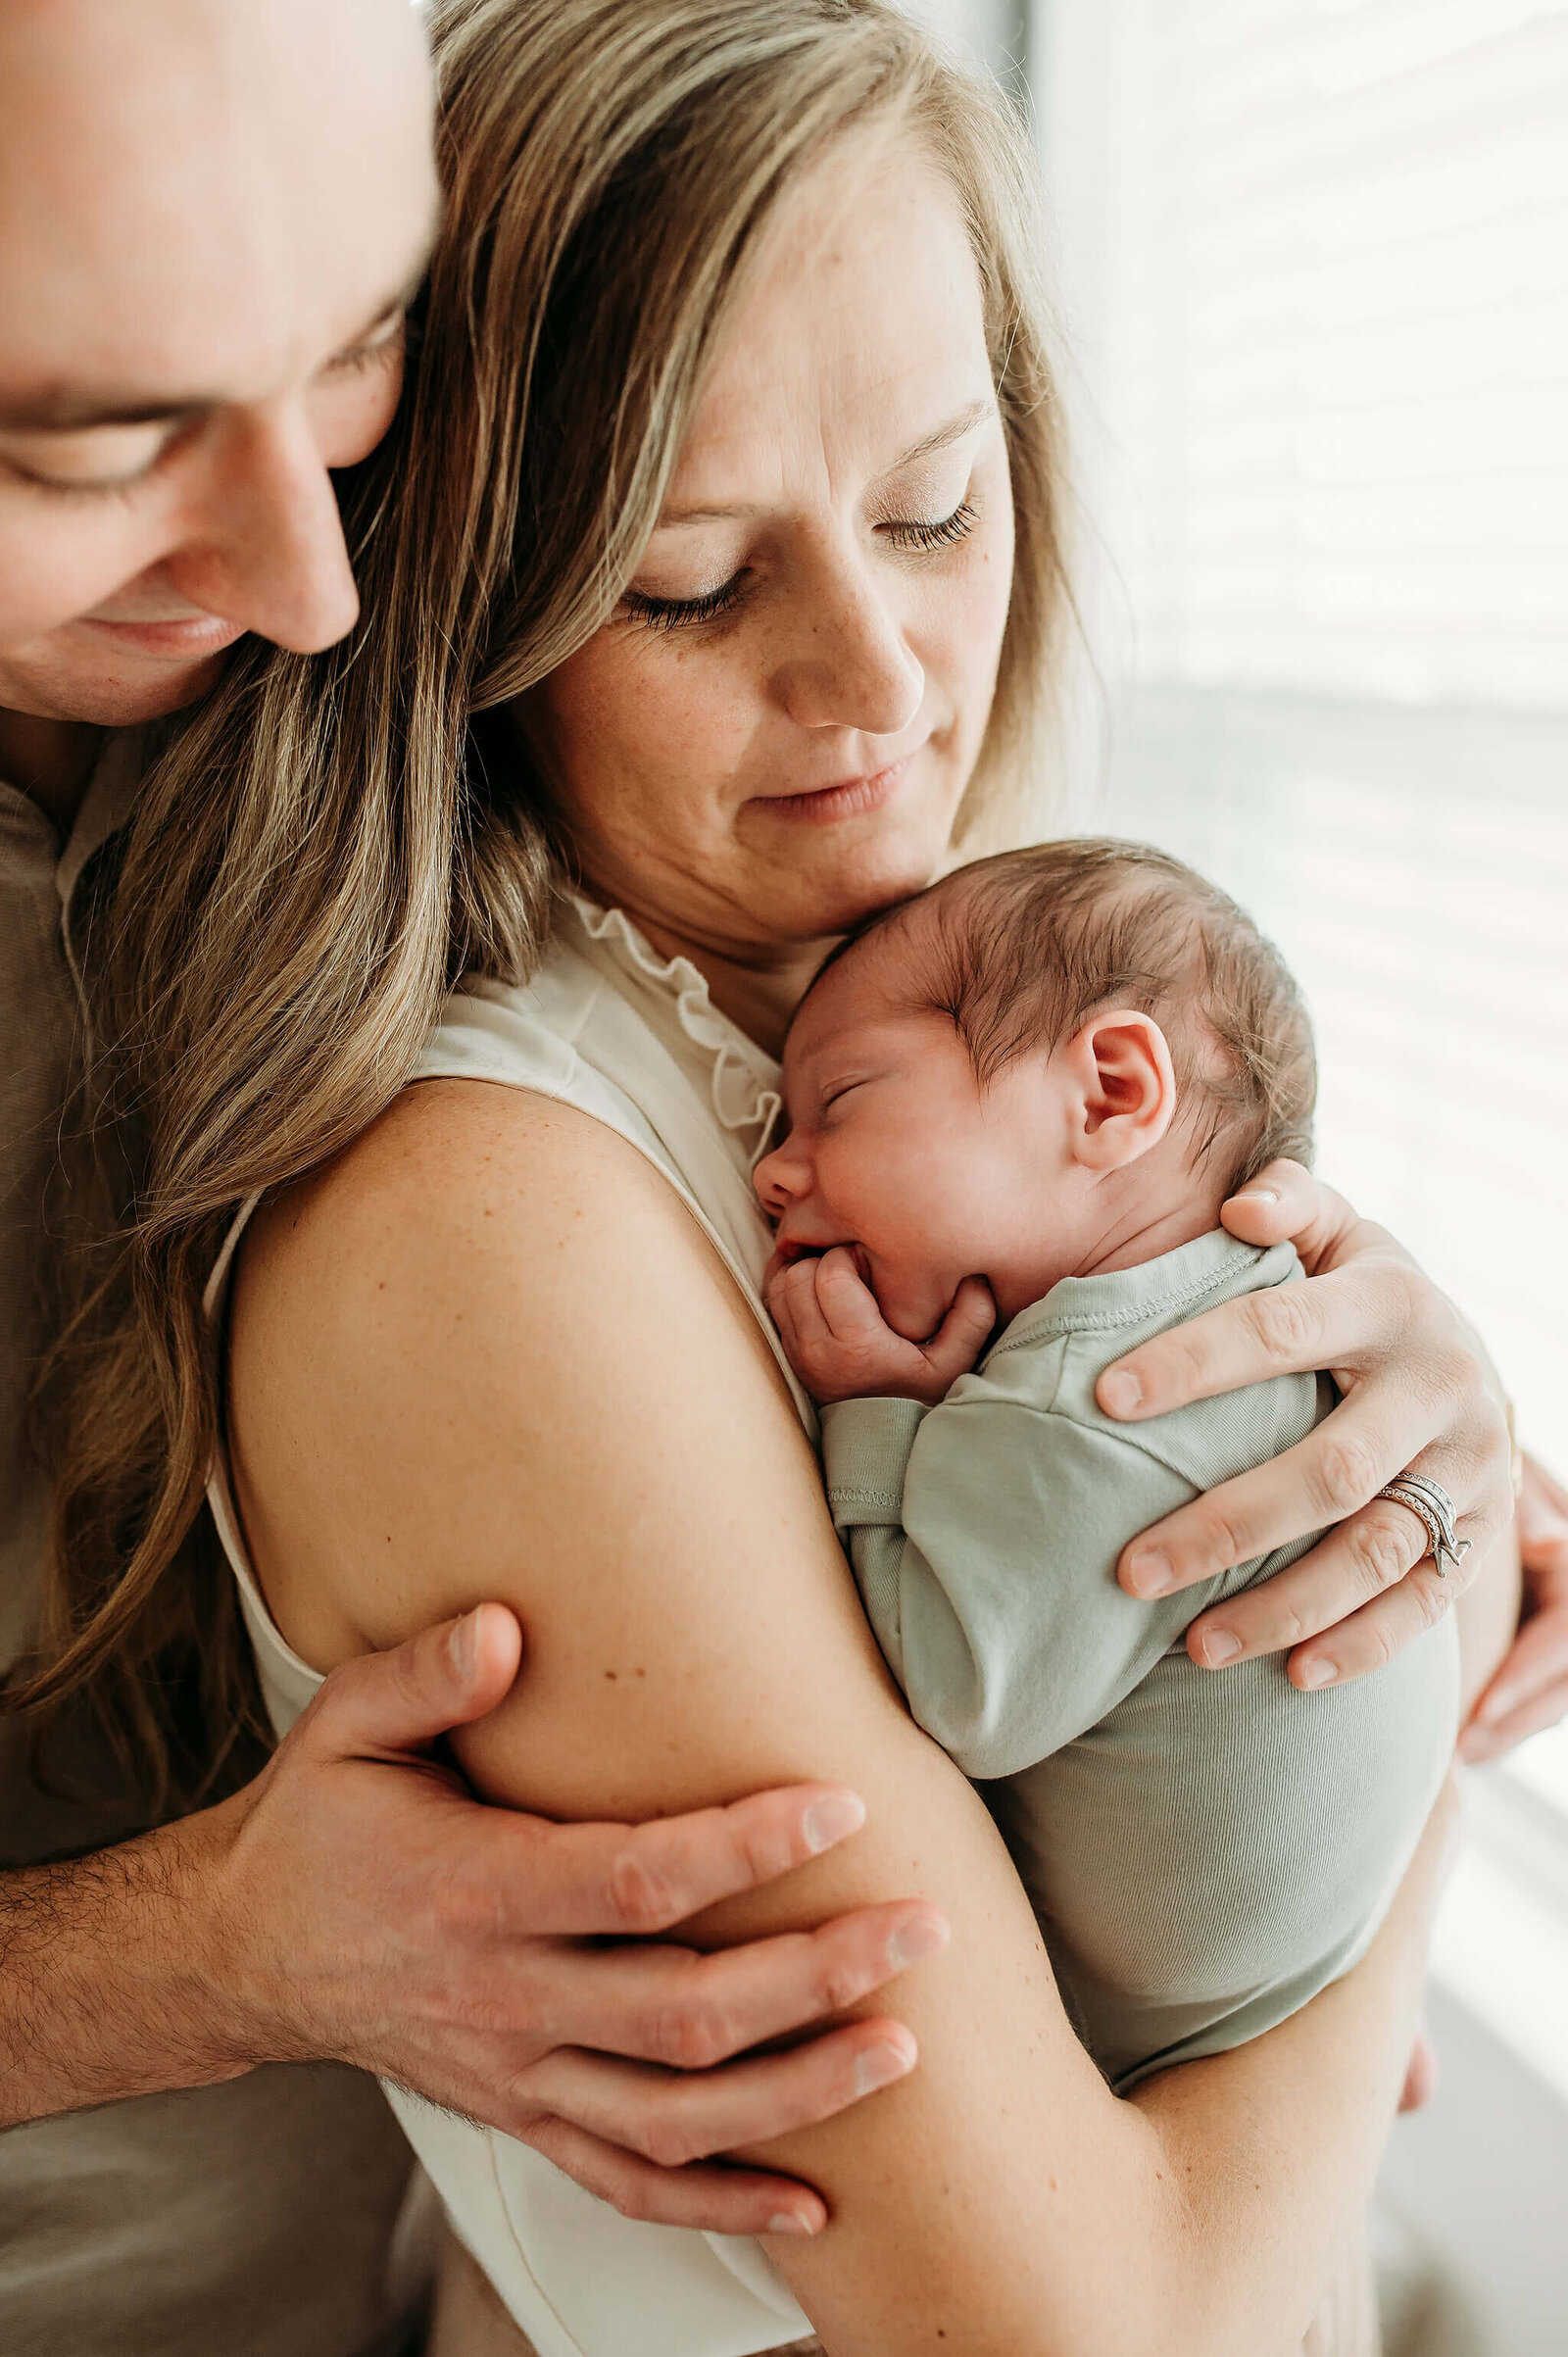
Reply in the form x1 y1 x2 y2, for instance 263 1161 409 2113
823 1229 1458 2091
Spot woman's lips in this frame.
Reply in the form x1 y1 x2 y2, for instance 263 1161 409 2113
746 753 914 824
79 612 246 659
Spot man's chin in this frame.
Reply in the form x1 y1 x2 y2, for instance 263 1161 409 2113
0 644 237 729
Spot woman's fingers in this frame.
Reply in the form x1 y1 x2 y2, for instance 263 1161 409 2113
1177 1497 1439 1668
1280 1567 1458 1692
517 2013 918 2178
1463 1451 1568 1758
527 1902 948 2069
1099 1260 1372 1423
1181 1474 1516 1681
1117 1360 1489 1601
517 2112 832 2236
1216 1159 1332 1253
1461 1610 1568 1761
512 1785 877 1938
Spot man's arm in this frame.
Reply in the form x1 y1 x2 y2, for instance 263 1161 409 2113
0 1603 944 2238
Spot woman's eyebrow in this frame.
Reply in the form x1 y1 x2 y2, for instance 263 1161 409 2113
656 397 998 528
886 396 996 472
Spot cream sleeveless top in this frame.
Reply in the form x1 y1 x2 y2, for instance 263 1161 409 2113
206 895 816 2357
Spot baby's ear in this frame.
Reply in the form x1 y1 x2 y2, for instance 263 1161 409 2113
1063 1010 1178 1171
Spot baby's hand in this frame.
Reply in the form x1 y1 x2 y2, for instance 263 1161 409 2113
764 1246 995 1407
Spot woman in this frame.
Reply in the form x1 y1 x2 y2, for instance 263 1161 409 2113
41 1 1526 2350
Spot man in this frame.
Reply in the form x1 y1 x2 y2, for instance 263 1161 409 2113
0 5 941 2351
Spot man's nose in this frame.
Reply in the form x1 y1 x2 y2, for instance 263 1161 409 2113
167 401 364 656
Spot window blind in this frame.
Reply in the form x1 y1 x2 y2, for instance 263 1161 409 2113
1076 0 1568 708
1040 1 1568 1813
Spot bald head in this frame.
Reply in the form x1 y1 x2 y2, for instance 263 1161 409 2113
0 0 437 735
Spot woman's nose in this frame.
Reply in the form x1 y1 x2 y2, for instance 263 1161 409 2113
773 554 924 739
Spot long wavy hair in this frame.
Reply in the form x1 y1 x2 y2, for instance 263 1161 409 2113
19 0 1075 1816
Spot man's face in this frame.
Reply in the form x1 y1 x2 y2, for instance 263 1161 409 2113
0 0 439 728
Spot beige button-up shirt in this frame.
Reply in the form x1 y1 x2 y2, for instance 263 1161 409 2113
0 742 422 2357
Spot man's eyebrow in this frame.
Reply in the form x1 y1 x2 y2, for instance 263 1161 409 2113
0 249 437 435
657 396 998 528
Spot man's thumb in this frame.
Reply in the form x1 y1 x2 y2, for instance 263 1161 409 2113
308 1602 523 1759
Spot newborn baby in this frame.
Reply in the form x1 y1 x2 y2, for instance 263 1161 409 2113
755 838 1457 2090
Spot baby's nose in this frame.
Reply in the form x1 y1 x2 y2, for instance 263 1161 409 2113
754 1140 805 1215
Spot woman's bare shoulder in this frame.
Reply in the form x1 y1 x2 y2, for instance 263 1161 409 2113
227 1076 801 1676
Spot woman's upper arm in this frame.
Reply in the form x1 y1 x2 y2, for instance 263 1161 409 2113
227 1082 1430 2357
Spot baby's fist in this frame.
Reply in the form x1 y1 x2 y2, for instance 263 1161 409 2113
764 1247 994 1407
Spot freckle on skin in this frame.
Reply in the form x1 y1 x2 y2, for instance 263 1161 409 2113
605 1669 618 1680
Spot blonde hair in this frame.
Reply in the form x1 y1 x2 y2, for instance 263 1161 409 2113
24 0 1074 1811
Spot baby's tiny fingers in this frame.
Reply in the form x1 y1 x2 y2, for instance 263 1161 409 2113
814 1247 891 1342
922 1277 996 1387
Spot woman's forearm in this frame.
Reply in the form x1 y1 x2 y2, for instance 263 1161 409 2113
1128 1780 1454 2357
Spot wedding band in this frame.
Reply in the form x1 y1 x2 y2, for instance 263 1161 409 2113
1376 1473 1472 1579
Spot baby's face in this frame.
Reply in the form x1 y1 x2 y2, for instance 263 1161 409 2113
756 926 1062 1341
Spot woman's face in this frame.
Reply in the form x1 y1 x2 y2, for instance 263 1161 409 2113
529 136 1015 962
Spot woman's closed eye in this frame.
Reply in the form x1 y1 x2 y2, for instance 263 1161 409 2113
879 496 977 555
620 572 750 632
620 496 981 631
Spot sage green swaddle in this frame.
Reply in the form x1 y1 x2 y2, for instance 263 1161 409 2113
823 1229 1457 2090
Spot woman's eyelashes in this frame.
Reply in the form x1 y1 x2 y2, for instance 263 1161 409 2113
621 572 750 632
881 496 978 555
621 494 981 631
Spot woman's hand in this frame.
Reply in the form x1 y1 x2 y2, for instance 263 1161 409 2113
1461 1453 1568 1761
1095 1162 1515 1692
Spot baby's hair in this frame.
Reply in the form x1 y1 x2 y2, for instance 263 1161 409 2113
819 839 1317 1195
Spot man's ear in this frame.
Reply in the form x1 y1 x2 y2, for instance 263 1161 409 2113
1061 1009 1178 1171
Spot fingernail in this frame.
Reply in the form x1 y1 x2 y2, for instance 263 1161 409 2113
451 1606 481 1679
1298 1656 1336 1689
767 2210 818 2236
854 2041 912 2097
887 1912 950 1972
803 1792 865 1853
1126 1548 1173 1598
1235 1187 1279 1205
1100 1370 1142 1417
1200 1628 1242 1667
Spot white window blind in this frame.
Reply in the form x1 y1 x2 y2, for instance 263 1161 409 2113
1062 0 1568 708
1038 1 1568 1827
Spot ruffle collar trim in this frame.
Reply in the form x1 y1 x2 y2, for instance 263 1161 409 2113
564 892 783 1159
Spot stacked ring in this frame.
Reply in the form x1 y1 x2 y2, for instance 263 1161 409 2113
1375 1472 1472 1578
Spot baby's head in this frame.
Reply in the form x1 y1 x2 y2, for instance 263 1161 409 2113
755 840 1315 1341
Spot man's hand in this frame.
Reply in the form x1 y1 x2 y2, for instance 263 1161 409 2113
764 1246 995 1407
0 1605 948 2238
1461 1453 1568 1762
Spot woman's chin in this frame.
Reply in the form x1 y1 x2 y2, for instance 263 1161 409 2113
771 837 955 940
